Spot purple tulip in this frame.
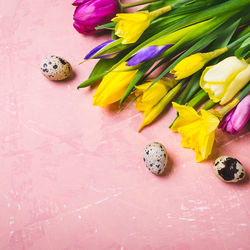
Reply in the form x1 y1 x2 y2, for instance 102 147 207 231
219 95 250 134
84 40 116 59
126 44 173 66
73 0 120 35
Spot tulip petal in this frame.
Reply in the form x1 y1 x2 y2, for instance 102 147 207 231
73 0 119 34
231 95 250 133
200 56 249 104
203 56 247 82
220 64 250 104
72 0 90 6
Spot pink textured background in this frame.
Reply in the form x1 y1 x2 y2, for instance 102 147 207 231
0 0 250 249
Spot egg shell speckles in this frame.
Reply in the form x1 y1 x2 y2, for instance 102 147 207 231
143 142 168 175
214 156 245 182
40 56 72 81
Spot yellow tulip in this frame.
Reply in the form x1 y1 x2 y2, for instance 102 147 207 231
170 47 228 80
200 56 250 105
134 78 177 115
93 63 138 108
171 102 220 162
112 6 172 44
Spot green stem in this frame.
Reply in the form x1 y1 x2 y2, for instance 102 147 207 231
176 72 201 105
203 100 216 110
237 83 250 101
187 89 209 109
121 0 160 9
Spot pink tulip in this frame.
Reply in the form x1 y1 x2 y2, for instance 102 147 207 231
219 95 250 134
72 0 120 35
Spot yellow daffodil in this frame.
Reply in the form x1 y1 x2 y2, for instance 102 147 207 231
171 102 220 162
170 47 228 80
138 82 182 132
200 56 250 105
93 63 138 108
112 6 171 44
134 78 177 115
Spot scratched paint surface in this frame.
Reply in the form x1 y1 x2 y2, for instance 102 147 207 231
0 0 250 249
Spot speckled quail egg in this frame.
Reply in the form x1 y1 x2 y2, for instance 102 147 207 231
214 156 245 182
40 55 72 80
143 142 168 175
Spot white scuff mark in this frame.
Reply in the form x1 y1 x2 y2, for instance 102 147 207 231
94 197 110 205
113 192 122 197
17 203 21 210
240 224 247 226
167 225 173 228
7 203 10 208
78 215 82 220
193 206 210 211
132 216 136 220
121 247 124 250
179 217 196 222
181 203 188 211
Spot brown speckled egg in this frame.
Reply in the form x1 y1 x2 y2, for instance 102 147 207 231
214 156 245 182
143 142 168 175
40 56 72 80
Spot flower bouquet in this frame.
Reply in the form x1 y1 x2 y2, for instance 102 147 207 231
74 0 250 162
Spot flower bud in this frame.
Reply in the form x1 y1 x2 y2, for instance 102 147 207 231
73 0 120 35
219 95 250 134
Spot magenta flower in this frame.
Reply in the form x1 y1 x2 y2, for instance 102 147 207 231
73 0 120 35
219 95 250 134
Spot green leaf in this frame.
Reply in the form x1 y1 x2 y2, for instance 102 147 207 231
209 19 240 51
235 37 250 59
176 73 200 104
153 14 243 85
187 89 208 109
96 22 116 30
110 0 247 72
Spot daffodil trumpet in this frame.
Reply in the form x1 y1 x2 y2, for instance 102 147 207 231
135 78 177 115
170 84 250 162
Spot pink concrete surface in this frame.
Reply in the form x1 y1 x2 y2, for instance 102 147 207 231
0 0 249 249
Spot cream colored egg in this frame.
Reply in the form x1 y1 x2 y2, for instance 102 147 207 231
40 56 72 81
143 142 168 175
